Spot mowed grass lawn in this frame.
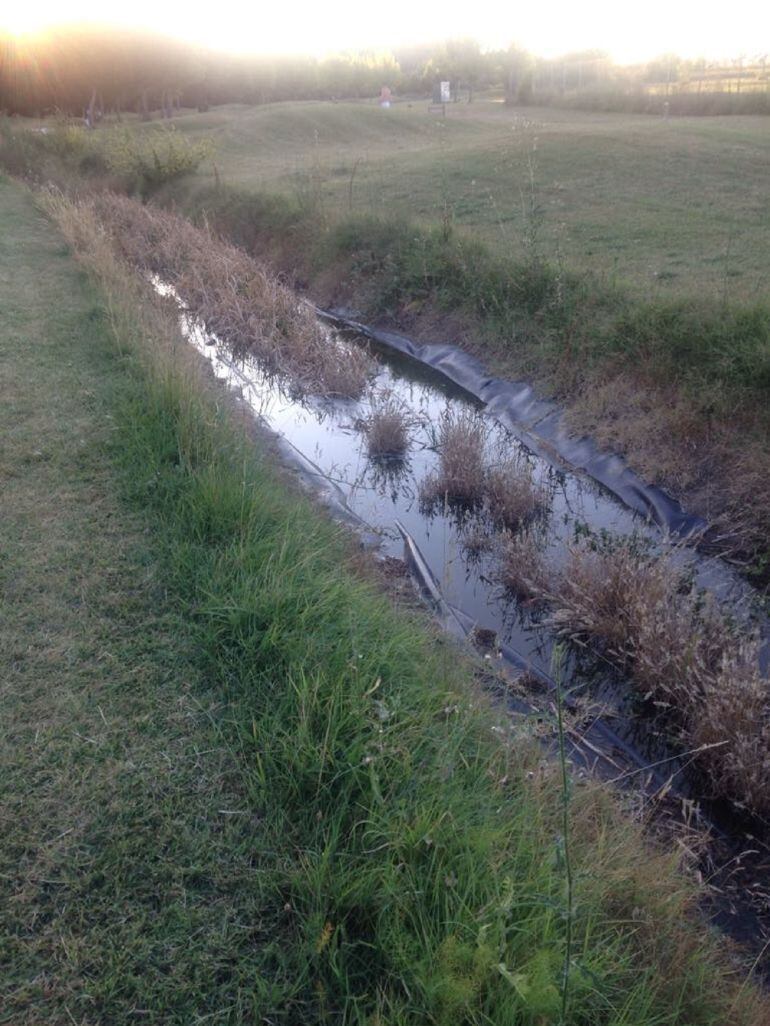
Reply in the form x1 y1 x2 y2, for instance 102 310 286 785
170 100 770 301
0 179 272 1020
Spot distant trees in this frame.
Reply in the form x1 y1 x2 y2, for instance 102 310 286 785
0 28 767 119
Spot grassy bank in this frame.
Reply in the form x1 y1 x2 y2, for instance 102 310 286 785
2 174 768 1022
168 181 770 401
160 101 770 303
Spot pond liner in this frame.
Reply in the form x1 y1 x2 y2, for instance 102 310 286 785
318 308 707 539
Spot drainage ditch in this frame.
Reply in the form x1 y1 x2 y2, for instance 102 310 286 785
155 277 770 971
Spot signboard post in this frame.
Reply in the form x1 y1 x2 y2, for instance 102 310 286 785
431 81 451 116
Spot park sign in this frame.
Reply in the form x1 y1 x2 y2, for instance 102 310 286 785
431 81 452 105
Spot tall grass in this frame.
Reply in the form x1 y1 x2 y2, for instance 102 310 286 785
503 532 770 817
41 188 767 1025
83 192 373 398
420 410 548 529
364 392 411 458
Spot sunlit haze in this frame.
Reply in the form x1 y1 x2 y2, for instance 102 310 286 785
2 0 768 63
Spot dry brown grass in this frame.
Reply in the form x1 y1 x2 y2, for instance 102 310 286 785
500 530 552 603
566 371 770 589
542 537 770 817
486 456 547 530
420 412 547 529
419 410 487 508
365 394 410 459
85 193 374 398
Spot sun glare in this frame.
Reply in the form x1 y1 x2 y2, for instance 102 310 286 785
1 0 766 62
1 13 48 37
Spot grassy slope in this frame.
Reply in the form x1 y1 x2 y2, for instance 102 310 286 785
1 174 767 1024
0 177 275 1022
171 101 770 301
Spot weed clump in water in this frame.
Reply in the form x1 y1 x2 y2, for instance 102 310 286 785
500 530 552 603
420 411 548 531
419 409 487 509
365 393 410 459
486 456 548 530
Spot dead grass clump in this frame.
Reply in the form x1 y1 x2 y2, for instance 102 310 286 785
86 194 373 398
689 636 770 816
420 410 487 508
365 395 410 458
485 456 547 530
461 523 494 559
545 535 770 816
545 539 652 655
500 530 551 603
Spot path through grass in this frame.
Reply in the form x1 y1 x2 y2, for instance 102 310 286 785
0 178 274 1022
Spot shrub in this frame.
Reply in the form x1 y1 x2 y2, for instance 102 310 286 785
102 125 214 194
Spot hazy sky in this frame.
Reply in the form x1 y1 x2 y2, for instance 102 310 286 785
2 0 768 63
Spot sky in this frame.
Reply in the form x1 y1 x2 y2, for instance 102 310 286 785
1 0 768 64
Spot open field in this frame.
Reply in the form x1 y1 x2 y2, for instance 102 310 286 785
3 172 769 1023
170 100 770 301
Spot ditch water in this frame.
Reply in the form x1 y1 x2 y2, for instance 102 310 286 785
155 278 770 962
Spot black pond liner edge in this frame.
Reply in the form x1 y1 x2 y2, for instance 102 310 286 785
318 306 708 539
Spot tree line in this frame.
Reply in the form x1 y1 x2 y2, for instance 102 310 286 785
1 27 767 118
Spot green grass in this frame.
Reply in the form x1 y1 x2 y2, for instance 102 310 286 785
0 176 278 1023
166 100 770 302
2 174 767 1023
